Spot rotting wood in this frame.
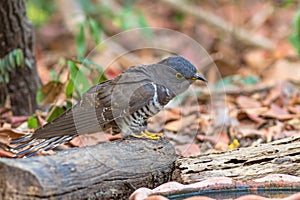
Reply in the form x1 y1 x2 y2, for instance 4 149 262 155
0 137 177 200
173 135 300 184
3 134 300 199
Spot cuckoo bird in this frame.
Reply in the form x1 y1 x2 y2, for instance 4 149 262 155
10 56 207 157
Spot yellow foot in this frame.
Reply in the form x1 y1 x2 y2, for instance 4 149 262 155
131 130 163 140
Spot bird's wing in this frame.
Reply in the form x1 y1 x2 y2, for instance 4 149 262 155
30 68 149 139
32 80 114 139
29 66 176 139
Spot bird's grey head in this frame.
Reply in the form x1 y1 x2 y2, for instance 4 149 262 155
158 56 206 81
153 56 207 95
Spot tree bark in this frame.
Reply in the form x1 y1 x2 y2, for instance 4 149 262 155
0 138 177 199
0 0 40 115
2 135 300 199
172 135 300 184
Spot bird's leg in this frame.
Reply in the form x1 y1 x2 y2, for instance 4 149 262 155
131 130 163 140
142 130 164 139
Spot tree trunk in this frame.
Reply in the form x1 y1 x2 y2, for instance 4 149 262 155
0 0 40 115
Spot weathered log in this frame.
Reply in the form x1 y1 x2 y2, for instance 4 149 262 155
173 135 300 184
0 137 177 199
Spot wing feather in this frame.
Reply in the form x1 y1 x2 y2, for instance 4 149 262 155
22 66 174 140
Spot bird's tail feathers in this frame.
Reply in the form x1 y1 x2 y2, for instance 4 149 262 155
10 134 75 158
10 134 33 144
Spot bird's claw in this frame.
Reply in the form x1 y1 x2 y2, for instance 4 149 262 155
131 130 163 140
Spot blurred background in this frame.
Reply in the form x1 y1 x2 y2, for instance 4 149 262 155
29 0 298 82
1 0 300 157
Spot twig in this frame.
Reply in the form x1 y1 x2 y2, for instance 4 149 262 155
195 83 275 96
160 0 274 50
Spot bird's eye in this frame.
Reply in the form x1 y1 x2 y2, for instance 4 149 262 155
176 73 184 80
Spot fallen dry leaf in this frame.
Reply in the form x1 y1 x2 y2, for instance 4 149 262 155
287 105 300 114
273 130 299 140
0 148 15 158
164 114 197 132
70 132 109 147
214 142 229 151
262 104 300 120
236 110 266 123
148 109 181 132
236 96 261 109
9 116 28 127
164 120 181 132
244 49 271 71
175 143 201 157
165 132 194 145
1 122 11 129
164 108 181 121
287 118 300 130
266 123 284 142
234 127 268 139
0 128 26 144
263 60 300 83
262 87 280 106
40 81 64 106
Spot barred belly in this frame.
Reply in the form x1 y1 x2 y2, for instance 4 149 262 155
117 99 163 136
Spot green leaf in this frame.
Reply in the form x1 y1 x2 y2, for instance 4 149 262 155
137 13 152 38
278 0 297 7
65 80 75 98
36 87 46 105
68 61 79 81
77 0 98 14
81 58 105 72
76 23 86 58
15 49 23 66
66 100 73 109
3 72 9 83
49 70 57 80
2 59 7 71
240 76 260 85
215 75 260 88
137 12 148 28
0 59 4 73
81 58 107 83
88 18 101 44
26 0 53 26
290 8 300 55
114 8 136 30
58 57 67 67
67 60 90 95
75 69 90 94
8 52 15 70
47 106 66 122
27 115 38 129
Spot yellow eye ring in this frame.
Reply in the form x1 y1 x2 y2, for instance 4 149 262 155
176 73 184 80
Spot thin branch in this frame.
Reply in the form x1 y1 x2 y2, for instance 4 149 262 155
160 0 274 50
195 83 275 97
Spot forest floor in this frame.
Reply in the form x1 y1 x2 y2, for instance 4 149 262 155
0 0 300 160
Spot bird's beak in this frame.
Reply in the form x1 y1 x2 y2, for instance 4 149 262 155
190 73 208 82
